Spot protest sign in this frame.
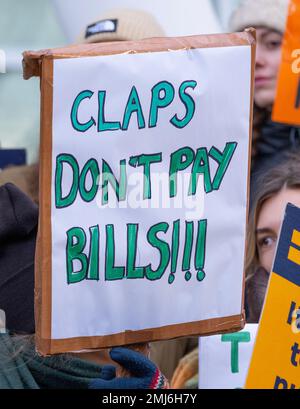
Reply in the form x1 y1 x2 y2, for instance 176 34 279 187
199 324 258 389
246 203 300 389
23 31 255 355
272 0 300 126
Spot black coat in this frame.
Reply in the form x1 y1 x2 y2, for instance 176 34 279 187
0 183 37 333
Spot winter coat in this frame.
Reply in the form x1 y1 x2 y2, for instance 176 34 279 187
0 183 37 334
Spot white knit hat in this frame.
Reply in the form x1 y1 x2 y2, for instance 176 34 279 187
79 8 165 44
229 0 289 33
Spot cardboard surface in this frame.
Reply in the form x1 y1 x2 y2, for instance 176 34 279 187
24 32 255 355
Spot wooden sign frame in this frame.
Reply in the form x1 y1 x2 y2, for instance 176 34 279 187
23 30 256 356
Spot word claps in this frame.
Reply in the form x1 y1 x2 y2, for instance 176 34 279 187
70 80 197 133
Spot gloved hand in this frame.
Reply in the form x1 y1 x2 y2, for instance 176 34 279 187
89 347 169 389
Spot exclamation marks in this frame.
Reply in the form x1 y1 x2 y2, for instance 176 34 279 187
168 219 207 284
195 220 207 282
182 221 194 281
169 220 180 284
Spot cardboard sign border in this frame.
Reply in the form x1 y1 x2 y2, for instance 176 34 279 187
28 31 256 355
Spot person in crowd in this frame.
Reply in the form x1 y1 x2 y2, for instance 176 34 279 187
170 1 296 387
230 0 300 190
155 1 299 382
245 152 300 322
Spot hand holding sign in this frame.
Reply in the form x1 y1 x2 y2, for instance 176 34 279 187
89 347 168 389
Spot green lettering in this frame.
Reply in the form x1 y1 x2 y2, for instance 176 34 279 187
182 221 194 281
145 222 170 280
66 227 88 284
126 224 144 279
98 91 121 132
209 142 237 190
122 86 145 130
70 90 95 132
102 159 127 205
189 148 212 195
55 154 79 208
105 225 125 280
149 81 175 128
87 225 99 280
221 332 251 373
79 158 100 203
168 219 180 284
129 153 162 199
195 219 207 282
171 80 197 128
169 147 194 198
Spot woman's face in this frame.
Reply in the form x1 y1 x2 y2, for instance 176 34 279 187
254 27 283 109
256 188 300 273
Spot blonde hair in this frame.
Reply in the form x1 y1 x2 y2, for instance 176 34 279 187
246 151 300 281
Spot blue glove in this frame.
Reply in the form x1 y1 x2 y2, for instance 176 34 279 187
89 347 169 389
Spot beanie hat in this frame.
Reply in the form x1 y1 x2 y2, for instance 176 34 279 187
0 183 38 334
79 8 165 44
229 0 289 33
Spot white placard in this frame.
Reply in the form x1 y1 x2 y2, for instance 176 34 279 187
199 324 258 389
51 45 251 340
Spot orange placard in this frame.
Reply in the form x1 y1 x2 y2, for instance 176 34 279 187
272 0 300 126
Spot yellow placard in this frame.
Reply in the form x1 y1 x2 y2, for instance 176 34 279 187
246 203 300 389
245 274 300 389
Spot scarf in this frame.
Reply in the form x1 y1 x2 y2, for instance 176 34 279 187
0 334 103 389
